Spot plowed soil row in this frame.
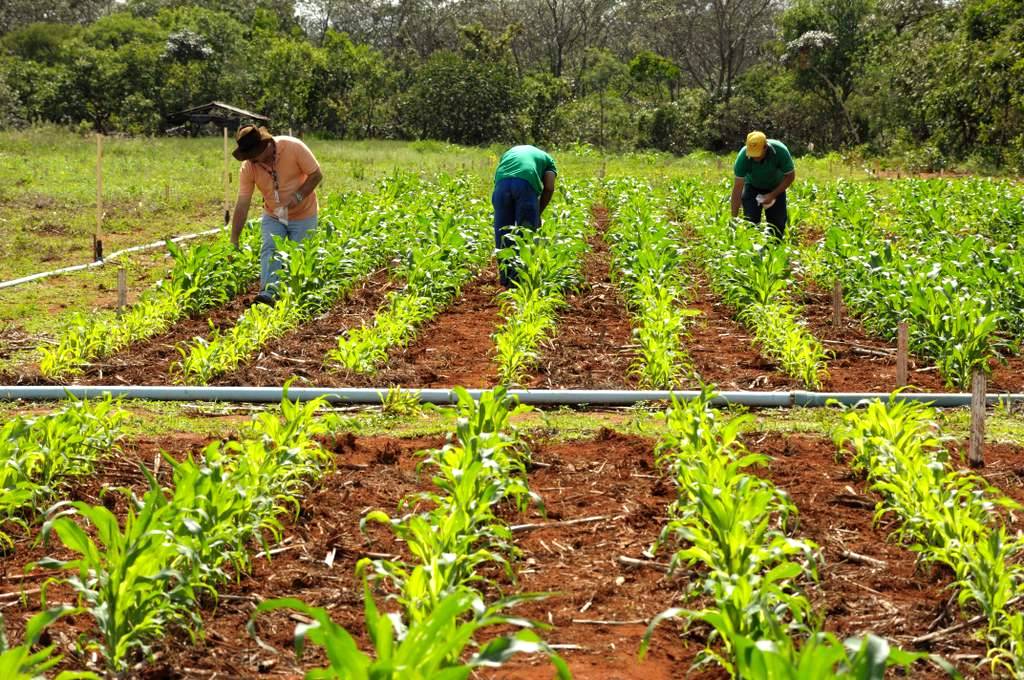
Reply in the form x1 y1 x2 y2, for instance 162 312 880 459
529 206 635 390
5 430 1022 678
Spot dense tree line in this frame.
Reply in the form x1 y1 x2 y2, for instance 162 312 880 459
1 0 1021 169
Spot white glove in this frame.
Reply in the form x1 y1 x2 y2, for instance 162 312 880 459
756 193 776 209
275 205 289 225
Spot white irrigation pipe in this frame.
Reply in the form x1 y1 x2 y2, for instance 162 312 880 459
1 386 1023 408
0 227 226 291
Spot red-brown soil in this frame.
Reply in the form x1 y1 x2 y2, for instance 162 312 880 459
215 268 396 386
796 280 948 392
6 284 259 386
991 355 1024 393
755 433 993 677
683 269 798 391
529 206 636 390
4 429 1017 678
330 267 505 389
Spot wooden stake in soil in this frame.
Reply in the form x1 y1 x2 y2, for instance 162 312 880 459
896 321 908 387
832 280 842 329
94 133 104 261
969 368 987 468
222 126 230 225
117 267 127 313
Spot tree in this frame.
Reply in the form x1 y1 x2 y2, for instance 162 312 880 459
0 0 114 35
400 50 522 144
631 0 780 102
781 0 876 144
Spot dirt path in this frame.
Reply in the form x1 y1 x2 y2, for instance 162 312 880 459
797 280 947 392
529 206 636 390
216 268 395 386
681 269 797 391
330 266 504 389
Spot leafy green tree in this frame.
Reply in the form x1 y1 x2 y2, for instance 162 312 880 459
400 50 522 145
781 0 876 144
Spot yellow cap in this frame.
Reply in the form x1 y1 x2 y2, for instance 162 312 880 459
746 131 767 159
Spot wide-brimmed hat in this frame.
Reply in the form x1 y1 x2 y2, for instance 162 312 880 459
233 125 273 161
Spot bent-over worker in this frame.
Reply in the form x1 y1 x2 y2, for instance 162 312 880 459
230 125 323 306
492 144 557 286
730 131 795 239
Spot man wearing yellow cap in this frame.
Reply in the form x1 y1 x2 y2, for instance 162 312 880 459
730 131 795 238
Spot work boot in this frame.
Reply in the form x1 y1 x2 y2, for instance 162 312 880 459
252 292 275 307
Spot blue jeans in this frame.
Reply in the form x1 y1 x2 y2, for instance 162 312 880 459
741 184 788 239
492 178 540 285
260 213 318 293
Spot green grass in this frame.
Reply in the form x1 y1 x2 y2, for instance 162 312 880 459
0 400 1021 449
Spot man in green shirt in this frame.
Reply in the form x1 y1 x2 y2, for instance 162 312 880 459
730 131 796 238
492 145 558 286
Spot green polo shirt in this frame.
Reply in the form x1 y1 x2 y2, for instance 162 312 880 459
733 140 795 190
494 145 557 195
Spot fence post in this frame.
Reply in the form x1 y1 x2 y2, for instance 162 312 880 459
896 322 908 387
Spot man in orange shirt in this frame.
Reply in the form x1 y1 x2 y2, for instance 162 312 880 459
230 125 323 305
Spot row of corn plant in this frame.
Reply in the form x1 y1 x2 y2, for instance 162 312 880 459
38 229 260 380
492 182 592 385
811 179 1019 388
0 398 125 552
642 390 933 678
677 180 829 389
175 175 425 383
327 179 491 374
31 395 331 674
835 397 1024 675
605 179 698 388
254 386 570 678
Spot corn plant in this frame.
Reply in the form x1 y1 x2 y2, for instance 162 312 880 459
606 180 698 387
32 395 331 673
813 178 1021 388
834 397 1024 674
37 491 201 673
178 185 414 383
493 183 592 385
643 390 818 674
356 386 561 672
645 391 937 678
251 579 570 679
0 398 125 550
328 200 491 375
677 181 829 389
38 229 260 380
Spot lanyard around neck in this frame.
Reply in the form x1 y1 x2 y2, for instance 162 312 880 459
257 145 281 204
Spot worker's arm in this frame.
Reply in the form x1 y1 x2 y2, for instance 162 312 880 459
230 195 252 248
289 168 323 208
730 177 745 218
539 171 556 215
765 170 795 203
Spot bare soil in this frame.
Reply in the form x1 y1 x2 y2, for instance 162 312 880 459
528 206 636 390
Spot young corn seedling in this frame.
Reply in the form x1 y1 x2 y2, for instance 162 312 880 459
606 180 698 388
0 607 97 680
679 182 829 388
38 230 260 380
493 185 592 384
0 398 124 551
835 396 1024 673
251 579 570 679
